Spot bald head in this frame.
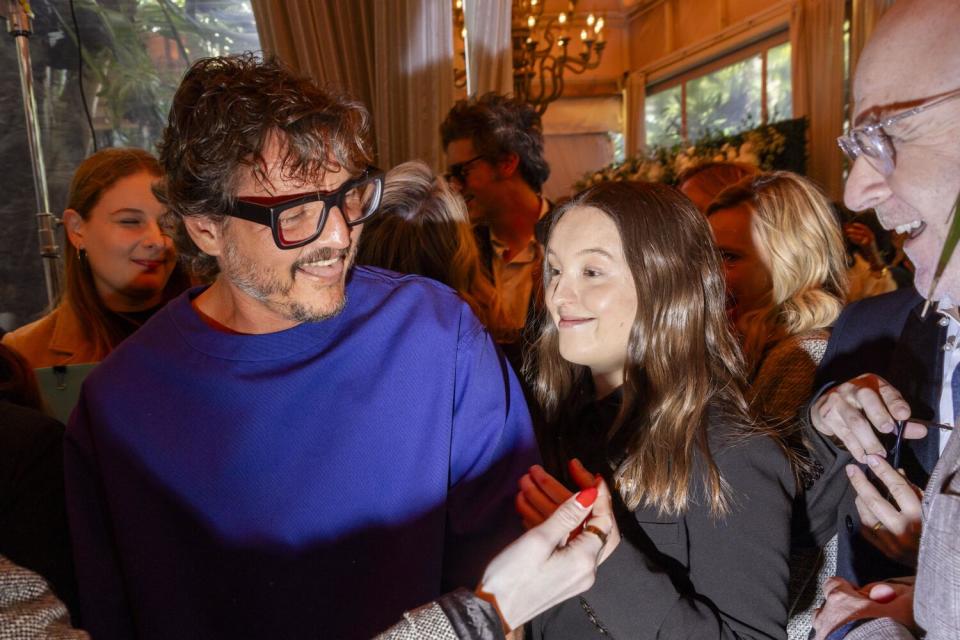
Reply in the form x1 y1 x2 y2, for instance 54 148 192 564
854 0 960 116
845 0 960 303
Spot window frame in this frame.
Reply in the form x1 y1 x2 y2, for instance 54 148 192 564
645 30 792 147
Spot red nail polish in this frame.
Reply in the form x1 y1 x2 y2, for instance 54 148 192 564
576 487 598 507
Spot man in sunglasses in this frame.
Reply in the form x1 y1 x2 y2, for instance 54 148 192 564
63 55 537 640
809 0 960 638
440 94 552 342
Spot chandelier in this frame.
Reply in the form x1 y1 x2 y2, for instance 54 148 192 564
453 0 606 114
512 0 605 114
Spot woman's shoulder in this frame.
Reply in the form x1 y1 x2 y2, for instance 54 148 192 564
2 311 60 366
762 329 830 371
1 306 95 368
706 413 795 491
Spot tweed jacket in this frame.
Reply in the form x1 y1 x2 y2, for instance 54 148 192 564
0 559 500 640
375 589 504 640
751 330 840 640
1 305 100 368
847 427 960 640
0 555 86 640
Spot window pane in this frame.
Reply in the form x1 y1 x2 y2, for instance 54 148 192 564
0 0 260 327
766 41 793 122
645 85 682 149
686 55 762 142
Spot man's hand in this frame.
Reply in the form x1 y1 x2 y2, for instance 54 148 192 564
846 455 923 566
811 373 925 463
478 480 620 632
516 459 599 529
812 576 915 640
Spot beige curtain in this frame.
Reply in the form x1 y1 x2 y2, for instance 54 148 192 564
542 96 622 199
791 0 846 201
850 0 895 86
622 71 647 157
251 0 376 110
372 1 456 170
463 0 512 96
251 0 454 171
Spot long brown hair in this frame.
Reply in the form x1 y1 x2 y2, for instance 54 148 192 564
357 161 513 341
62 147 189 360
529 181 764 517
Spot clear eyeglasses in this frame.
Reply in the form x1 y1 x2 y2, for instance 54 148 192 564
837 87 960 176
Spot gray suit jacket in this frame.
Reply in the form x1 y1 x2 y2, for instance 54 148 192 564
848 427 960 639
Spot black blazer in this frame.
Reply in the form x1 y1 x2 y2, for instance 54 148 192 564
813 287 945 586
531 419 797 639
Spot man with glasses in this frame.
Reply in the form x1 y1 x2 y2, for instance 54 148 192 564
63 55 537 640
808 0 960 637
440 94 552 341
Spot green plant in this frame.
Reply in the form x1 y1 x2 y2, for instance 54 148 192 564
50 0 258 149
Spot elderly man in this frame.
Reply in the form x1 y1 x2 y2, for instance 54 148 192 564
64 55 537 640
809 0 960 638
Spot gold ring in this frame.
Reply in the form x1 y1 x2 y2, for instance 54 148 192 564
583 524 608 546
873 522 884 532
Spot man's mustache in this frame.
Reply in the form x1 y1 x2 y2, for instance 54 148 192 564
292 245 352 271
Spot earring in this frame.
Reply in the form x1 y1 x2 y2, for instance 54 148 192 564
77 247 86 264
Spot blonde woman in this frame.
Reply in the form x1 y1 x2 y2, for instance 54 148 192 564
706 171 847 404
357 161 514 343
706 171 849 639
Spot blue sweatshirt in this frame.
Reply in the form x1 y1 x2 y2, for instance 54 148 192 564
65 267 537 639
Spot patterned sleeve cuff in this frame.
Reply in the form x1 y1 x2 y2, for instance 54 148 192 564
372 589 505 640
437 588 506 640
374 601 456 639
841 617 916 640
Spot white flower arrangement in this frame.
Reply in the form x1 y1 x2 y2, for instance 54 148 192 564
574 124 788 193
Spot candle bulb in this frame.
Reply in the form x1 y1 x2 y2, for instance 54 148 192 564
587 13 595 27
580 29 587 41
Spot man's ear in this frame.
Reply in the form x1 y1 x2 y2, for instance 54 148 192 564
183 215 227 257
62 209 85 250
496 152 521 179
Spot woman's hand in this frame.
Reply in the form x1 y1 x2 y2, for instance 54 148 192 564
516 459 599 529
478 480 620 632
848 455 923 567
812 576 915 640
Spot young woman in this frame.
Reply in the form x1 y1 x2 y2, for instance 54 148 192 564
706 171 850 639
518 180 799 638
3 148 189 368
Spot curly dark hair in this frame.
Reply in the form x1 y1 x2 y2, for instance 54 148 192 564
440 92 550 191
156 54 373 278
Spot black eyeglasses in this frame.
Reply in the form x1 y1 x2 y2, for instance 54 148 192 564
228 167 384 250
444 155 485 184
